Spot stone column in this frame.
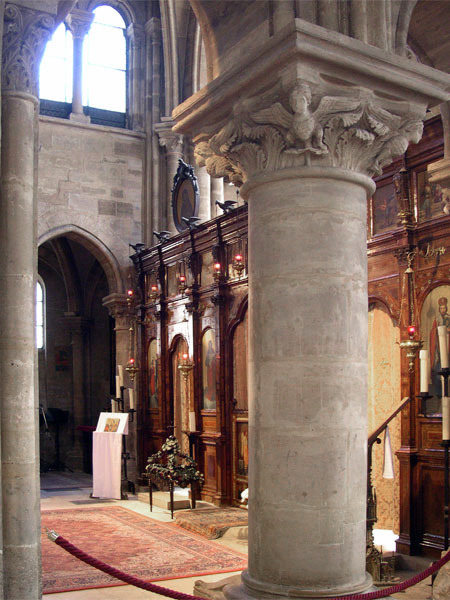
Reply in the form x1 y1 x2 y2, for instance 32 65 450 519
65 9 94 124
174 19 449 600
210 176 224 219
102 293 137 482
64 314 91 470
145 17 162 242
196 165 211 222
155 118 184 233
0 4 53 598
126 23 145 131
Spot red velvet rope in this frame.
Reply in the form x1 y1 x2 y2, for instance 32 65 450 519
48 530 450 600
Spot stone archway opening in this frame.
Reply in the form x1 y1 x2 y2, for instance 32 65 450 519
38 235 114 474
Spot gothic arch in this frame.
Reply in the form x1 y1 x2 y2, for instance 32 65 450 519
38 224 124 295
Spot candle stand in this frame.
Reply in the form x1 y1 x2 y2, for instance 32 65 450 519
418 391 433 417
116 385 136 498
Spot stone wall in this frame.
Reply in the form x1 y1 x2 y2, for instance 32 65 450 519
37 116 145 277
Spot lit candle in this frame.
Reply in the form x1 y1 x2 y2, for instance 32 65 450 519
115 375 121 399
189 411 196 432
442 396 450 441
438 325 449 369
419 350 429 393
118 364 124 388
129 388 135 410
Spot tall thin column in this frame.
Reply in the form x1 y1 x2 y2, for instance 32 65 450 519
64 314 91 470
174 18 449 600
156 119 183 233
210 177 223 219
196 165 211 222
0 4 53 598
103 294 137 483
65 9 93 124
126 23 145 131
145 17 162 241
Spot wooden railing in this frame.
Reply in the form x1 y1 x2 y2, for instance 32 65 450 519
366 396 412 583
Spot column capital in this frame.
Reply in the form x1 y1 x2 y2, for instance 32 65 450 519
193 80 426 187
155 119 183 154
65 9 94 40
145 17 161 39
126 22 144 46
173 19 450 190
2 3 54 96
102 293 131 321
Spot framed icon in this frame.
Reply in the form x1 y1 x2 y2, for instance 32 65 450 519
172 159 199 232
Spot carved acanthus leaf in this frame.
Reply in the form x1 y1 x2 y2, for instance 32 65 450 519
2 4 54 95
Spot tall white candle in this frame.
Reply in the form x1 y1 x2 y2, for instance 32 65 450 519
419 349 429 393
115 375 121 399
438 325 449 369
118 364 124 387
189 411 196 432
111 399 116 412
129 388 134 410
442 396 450 441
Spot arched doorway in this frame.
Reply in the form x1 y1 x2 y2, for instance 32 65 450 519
38 236 113 473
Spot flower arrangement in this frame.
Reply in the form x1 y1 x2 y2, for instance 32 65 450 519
145 435 204 488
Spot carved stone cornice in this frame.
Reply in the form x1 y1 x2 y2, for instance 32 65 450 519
155 120 183 154
193 79 425 185
2 3 54 96
65 8 94 40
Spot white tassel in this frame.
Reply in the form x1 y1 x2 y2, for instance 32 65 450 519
382 426 395 479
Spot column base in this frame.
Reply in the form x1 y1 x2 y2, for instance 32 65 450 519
195 571 377 600
69 112 91 124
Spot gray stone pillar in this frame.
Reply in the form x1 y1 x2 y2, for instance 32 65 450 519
64 314 91 469
65 9 93 124
145 17 162 242
102 294 137 483
155 118 183 233
1 4 53 598
196 165 211 222
126 23 145 131
242 169 372 598
173 18 449 600
210 176 223 219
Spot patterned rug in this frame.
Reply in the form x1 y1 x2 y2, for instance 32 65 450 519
41 506 247 594
174 508 248 539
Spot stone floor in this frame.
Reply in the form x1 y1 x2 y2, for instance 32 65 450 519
40 472 434 600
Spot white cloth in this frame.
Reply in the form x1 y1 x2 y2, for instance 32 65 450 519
92 431 123 499
382 426 395 480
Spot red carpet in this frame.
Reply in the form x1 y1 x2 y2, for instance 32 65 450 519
41 506 247 594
